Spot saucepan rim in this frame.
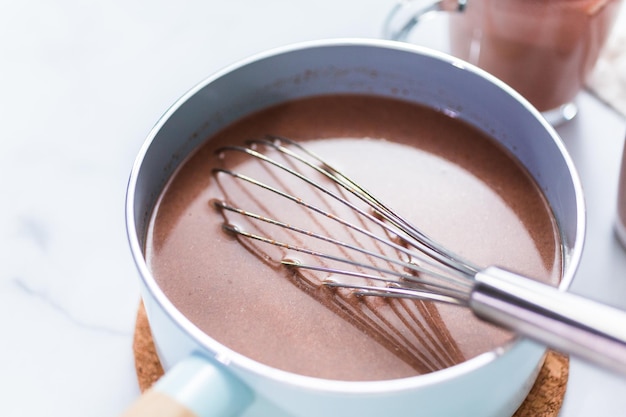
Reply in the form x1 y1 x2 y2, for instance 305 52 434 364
125 37 586 394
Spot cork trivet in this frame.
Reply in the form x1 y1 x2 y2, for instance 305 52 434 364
133 303 166 391
133 302 569 416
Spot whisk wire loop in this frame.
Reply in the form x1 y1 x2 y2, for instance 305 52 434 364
212 196 471 302
252 136 479 278
212 139 476 301
219 136 477 277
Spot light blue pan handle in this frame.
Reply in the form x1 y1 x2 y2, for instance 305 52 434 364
120 353 253 417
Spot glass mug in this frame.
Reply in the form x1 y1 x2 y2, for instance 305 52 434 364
384 0 623 125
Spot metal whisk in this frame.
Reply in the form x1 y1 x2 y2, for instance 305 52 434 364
211 135 626 375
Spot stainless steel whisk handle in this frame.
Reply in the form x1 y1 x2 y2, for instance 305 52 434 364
471 267 626 375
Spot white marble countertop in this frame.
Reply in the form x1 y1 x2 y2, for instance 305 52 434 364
1 1 625 416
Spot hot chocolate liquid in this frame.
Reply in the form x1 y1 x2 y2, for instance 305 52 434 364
449 0 621 112
146 95 561 381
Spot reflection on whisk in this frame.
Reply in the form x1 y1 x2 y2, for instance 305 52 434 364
211 135 626 376
211 136 470 373
212 136 476 293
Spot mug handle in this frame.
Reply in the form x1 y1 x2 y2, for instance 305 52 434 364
120 353 253 417
383 0 468 41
